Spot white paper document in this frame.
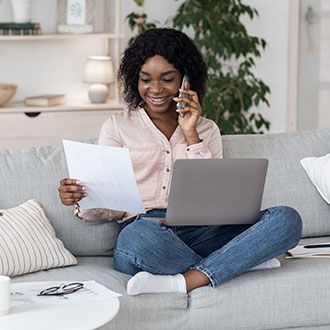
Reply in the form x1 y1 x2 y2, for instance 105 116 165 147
63 140 145 213
11 281 121 306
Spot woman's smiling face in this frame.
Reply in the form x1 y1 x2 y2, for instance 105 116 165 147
138 55 182 115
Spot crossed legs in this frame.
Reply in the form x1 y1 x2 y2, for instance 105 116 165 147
114 206 302 294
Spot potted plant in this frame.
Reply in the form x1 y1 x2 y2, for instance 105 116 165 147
172 0 271 134
126 0 157 45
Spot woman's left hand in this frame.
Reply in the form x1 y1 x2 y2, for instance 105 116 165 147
174 82 201 133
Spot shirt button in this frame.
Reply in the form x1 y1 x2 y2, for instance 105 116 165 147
166 168 170 172
162 186 166 189
186 148 190 151
166 150 170 154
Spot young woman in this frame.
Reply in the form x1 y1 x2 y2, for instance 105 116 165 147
58 28 302 295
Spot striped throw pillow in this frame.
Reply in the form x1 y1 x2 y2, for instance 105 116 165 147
0 199 77 277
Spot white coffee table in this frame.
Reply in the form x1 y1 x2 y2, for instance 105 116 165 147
0 284 120 330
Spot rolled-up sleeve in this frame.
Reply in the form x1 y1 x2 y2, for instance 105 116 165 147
185 122 222 159
74 205 124 222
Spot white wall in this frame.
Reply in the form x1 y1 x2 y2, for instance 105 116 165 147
0 0 290 133
241 0 290 133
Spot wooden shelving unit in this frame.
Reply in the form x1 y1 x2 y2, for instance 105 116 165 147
0 0 125 149
0 33 124 41
1 100 125 114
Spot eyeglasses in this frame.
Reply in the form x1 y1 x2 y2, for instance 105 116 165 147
38 282 84 296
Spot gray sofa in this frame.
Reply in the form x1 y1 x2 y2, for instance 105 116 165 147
1 128 330 330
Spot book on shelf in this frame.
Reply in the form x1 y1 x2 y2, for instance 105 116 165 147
286 242 330 259
25 94 66 107
0 22 41 29
0 22 42 36
0 28 42 36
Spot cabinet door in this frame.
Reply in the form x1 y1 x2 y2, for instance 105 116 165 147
0 110 116 149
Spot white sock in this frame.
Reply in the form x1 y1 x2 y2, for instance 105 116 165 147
127 271 187 296
249 257 281 271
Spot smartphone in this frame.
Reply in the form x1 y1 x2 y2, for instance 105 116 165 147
176 75 190 117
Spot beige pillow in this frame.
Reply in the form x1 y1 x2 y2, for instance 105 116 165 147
0 199 77 277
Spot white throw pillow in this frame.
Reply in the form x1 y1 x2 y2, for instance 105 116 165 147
0 199 77 277
300 153 330 204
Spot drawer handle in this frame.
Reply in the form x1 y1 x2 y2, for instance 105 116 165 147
24 112 41 118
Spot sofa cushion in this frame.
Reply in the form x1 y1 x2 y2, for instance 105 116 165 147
222 128 330 237
0 199 77 276
0 144 120 257
187 252 330 330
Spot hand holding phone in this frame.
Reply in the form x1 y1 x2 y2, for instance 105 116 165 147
176 75 190 118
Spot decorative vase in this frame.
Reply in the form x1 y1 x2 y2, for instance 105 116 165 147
133 15 146 25
10 0 33 24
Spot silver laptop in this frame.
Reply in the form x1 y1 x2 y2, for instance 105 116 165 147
165 158 268 226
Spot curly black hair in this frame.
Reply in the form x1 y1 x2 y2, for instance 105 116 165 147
118 28 208 108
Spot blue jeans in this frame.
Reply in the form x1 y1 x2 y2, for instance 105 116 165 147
114 207 302 287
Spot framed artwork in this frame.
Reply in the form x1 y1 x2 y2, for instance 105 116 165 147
57 0 95 34
67 0 86 25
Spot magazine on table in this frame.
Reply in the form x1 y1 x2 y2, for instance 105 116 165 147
11 280 121 306
286 242 330 258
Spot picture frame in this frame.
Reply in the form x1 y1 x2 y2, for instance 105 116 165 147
57 0 95 34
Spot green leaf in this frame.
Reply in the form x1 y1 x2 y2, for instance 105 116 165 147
134 0 144 6
255 95 260 106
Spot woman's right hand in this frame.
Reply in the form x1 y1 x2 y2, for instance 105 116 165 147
58 178 87 206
